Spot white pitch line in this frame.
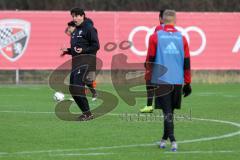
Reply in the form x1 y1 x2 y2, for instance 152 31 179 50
223 95 239 98
177 117 240 144
0 111 239 157
1 111 240 144
0 153 7 155
50 152 114 156
0 95 29 97
163 150 235 154
8 143 155 155
195 92 239 98
0 110 55 114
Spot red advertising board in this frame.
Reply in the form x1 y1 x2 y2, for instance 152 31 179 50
0 11 239 70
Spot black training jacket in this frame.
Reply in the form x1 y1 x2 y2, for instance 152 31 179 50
70 18 100 71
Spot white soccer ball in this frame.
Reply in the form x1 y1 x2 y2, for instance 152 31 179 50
53 92 65 102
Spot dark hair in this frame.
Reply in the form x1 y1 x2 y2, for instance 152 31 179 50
159 10 165 19
70 7 85 17
67 21 76 27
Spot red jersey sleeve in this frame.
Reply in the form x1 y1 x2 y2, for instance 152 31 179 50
146 33 158 63
183 36 191 84
154 25 163 33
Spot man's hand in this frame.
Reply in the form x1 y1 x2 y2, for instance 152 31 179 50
74 47 82 54
183 83 192 97
144 61 152 69
60 47 69 57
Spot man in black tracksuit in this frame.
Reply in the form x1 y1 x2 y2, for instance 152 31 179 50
65 20 98 101
62 8 99 121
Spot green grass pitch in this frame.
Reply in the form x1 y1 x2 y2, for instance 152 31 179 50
0 84 240 160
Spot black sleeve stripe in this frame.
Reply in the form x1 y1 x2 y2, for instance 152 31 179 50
149 56 155 63
184 58 190 70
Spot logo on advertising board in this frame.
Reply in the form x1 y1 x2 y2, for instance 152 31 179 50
0 19 31 62
128 26 206 56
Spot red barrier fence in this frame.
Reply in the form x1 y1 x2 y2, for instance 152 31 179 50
0 11 239 70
